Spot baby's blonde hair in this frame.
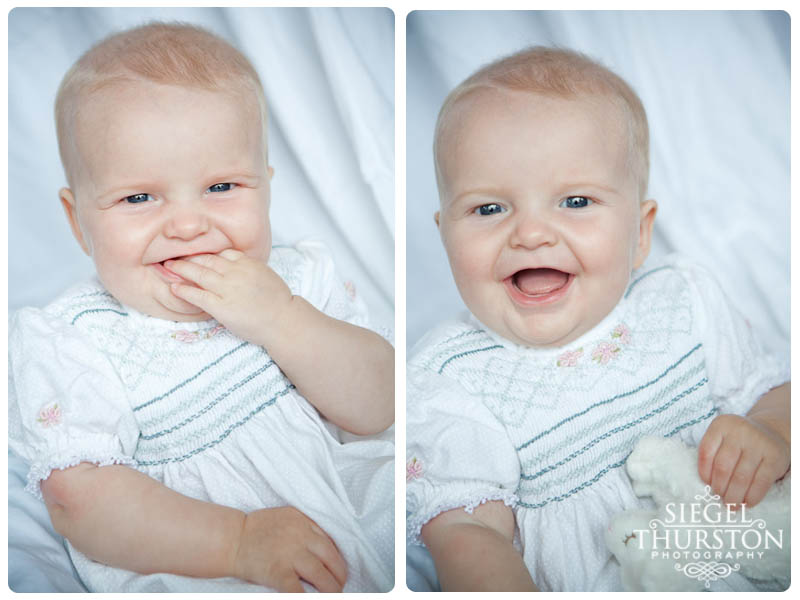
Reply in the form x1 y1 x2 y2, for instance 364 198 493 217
55 21 268 188
434 46 650 201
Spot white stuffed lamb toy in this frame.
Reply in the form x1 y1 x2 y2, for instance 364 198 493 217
606 436 790 591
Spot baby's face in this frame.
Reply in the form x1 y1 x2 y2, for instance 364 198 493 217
436 89 656 347
62 81 273 321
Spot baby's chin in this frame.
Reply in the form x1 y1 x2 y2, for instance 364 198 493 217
151 295 212 322
118 288 212 322
493 314 591 349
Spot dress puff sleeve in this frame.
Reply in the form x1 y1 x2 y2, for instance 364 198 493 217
676 255 789 416
406 364 521 545
270 241 372 331
8 307 140 500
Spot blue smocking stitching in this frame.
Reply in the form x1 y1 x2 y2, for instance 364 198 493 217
516 406 716 510
517 457 629 509
516 343 703 451
140 360 277 439
133 342 250 412
624 265 674 298
665 406 718 437
520 378 708 481
439 329 485 347
71 308 128 325
437 345 504 374
135 384 294 466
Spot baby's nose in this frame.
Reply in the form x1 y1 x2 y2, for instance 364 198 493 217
164 204 210 240
509 213 557 250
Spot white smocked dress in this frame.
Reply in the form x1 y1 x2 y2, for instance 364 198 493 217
9 242 394 592
406 254 787 592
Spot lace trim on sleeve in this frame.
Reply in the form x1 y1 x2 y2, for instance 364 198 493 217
26 454 137 501
407 489 519 546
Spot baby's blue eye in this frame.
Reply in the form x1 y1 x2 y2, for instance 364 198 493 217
208 183 236 193
560 196 593 209
475 203 505 216
124 193 153 204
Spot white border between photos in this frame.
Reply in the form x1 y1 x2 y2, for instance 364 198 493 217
2 0 797 597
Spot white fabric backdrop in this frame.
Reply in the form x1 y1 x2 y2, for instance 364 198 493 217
406 10 789 360
9 6 394 333
406 10 789 591
8 7 393 592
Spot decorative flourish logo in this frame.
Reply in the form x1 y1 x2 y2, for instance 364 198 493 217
632 486 784 588
674 561 740 588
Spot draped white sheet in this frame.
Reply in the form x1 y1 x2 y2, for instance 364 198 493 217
8 7 393 592
406 10 789 591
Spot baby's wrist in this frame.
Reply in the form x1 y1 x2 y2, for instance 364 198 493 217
254 294 307 350
747 413 791 448
229 511 249 581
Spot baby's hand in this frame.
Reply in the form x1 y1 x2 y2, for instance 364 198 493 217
167 250 293 347
233 506 347 592
697 413 790 508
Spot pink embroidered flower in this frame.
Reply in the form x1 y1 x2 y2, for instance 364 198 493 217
406 457 423 481
172 330 200 343
344 280 357 300
557 348 583 367
172 325 226 343
592 342 620 364
611 323 631 345
37 403 62 428
207 325 225 338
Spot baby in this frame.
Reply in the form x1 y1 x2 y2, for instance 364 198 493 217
406 46 790 592
8 23 394 593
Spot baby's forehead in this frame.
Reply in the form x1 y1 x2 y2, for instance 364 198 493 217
436 88 639 202
446 87 627 137
66 79 268 183
72 78 264 144
437 87 631 173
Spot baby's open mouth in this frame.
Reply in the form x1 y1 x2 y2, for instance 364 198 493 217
512 268 570 296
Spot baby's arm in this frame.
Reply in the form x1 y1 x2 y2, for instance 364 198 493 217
41 463 346 592
168 250 393 435
698 382 790 507
421 501 537 591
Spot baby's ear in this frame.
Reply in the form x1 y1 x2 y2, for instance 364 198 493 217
633 199 657 269
59 188 90 256
267 165 275 180
434 211 440 228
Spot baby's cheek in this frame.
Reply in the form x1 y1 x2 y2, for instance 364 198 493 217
450 256 486 296
237 223 271 261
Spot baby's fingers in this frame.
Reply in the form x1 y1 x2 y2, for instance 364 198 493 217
165 258 223 290
309 530 347 589
743 460 780 508
721 453 761 507
274 571 305 594
170 282 219 312
709 441 741 502
295 555 343 593
697 423 724 484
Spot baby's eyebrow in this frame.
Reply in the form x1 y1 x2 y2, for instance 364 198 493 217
563 182 622 195
204 171 261 184
448 187 507 205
